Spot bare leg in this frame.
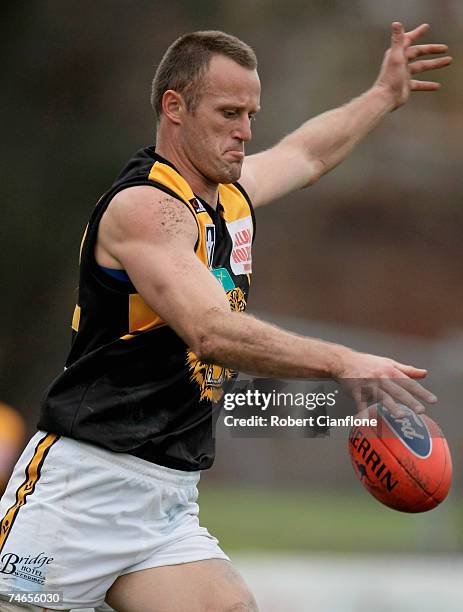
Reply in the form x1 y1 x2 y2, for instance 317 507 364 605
105 559 258 612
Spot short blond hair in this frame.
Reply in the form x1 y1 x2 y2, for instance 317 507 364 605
151 31 257 119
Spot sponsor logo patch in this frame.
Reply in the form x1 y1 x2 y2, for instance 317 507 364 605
379 405 432 458
226 216 253 275
0 551 54 586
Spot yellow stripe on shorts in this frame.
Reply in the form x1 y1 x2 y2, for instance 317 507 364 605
0 433 59 553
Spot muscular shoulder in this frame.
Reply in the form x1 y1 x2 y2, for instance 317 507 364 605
96 185 198 268
104 185 197 244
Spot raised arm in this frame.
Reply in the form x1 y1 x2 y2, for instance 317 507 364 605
96 186 437 416
240 23 451 208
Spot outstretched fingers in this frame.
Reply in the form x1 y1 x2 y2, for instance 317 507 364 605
376 392 408 419
352 376 436 418
393 362 428 378
407 43 448 59
380 378 433 412
408 55 452 92
410 79 441 91
390 21 405 51
409 56 452 75
403 23 430 47
402 24 452 91
352 382 423 418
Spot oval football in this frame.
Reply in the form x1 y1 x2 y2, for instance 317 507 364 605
348 405 452 513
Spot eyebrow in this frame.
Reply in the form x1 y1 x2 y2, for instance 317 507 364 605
217 102 261 112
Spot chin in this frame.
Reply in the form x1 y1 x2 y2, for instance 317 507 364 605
219 162 242 184
202 158 242 185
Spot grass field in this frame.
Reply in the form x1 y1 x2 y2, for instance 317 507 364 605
199 485 462 553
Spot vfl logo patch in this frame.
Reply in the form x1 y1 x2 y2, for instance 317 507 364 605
205 225 216 269
379 405 432 458
190 198 206 214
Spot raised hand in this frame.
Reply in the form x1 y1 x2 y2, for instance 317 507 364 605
374 22 452 110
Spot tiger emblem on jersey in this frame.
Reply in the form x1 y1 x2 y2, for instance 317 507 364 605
227 287 246 312
187 287 247 402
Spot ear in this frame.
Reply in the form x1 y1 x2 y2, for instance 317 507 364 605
161 90 184 125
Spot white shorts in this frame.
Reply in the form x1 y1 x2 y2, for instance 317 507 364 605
0 431 229 610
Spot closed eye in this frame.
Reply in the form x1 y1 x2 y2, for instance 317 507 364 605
222 109 238 119
221 109 258 122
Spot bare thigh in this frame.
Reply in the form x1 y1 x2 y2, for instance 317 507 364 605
105 559 258 612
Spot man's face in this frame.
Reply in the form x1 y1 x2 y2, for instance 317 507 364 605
179 54 261 185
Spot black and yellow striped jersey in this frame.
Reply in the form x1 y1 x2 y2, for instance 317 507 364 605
38 147 255 471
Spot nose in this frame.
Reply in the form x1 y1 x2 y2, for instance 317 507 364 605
232 115 252 142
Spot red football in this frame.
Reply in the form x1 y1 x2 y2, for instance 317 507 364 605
348 404 452 513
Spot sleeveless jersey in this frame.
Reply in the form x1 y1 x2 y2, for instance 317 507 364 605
38 146 255 471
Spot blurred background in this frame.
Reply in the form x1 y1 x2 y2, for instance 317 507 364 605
1 1 462 610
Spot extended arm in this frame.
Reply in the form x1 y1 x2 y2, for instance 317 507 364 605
96 186 436 416
240 23 451 207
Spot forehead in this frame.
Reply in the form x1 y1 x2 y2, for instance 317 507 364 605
201 54 261 105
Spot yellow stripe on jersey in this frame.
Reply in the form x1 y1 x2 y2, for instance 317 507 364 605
218 184 252 225
0 433 59 553
120 321 167 341
72 304 81 332
128 294 163 333
148 162 196 210
147 160 214 268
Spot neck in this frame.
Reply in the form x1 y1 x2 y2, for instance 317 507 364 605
156 134 219 209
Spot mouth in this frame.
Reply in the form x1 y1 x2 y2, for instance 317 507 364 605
224 149 245 160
